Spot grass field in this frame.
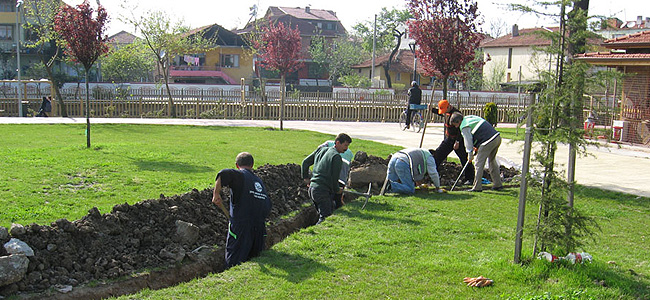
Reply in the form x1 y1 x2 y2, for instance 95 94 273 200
115 185 649 299
0 124 400 227
1 124 648 299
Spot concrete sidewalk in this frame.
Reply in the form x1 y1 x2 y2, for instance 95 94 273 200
3 117 649 198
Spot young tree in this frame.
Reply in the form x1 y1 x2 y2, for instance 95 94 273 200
408 0 483 99
352 8 411 88
54 0 109 148
121 9 211 117
22 0 69 116
309 34 368 84
102 41 156 82
254 21 302 130
511 0 600 258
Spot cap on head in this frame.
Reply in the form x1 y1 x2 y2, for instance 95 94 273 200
411 81 418 87
438 99 449 114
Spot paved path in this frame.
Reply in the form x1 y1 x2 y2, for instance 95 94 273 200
3 117 649 197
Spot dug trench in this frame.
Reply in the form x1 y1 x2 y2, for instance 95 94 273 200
0 152 518 299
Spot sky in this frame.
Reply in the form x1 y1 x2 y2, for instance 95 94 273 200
62 0 650 37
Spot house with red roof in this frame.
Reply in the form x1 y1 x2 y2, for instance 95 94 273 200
577 30 650 145
351 49 436 89
480 25 559 87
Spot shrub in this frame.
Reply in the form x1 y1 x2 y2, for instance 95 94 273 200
483 102 498 127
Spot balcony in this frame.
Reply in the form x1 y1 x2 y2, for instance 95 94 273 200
169 65 237 84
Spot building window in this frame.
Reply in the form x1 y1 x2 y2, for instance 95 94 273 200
507 48 512 69
326 23 334 30
0 0 15 12
507 72 511 82
396 72 401 81
0 25 13 41
220 54 239 68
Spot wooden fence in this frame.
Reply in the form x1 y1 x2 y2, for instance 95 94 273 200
0 86 531 123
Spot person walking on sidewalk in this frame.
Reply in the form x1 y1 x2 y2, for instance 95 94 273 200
450 113 503 192
405 81 422 129
385 148 443 194
212 152 271 268
301 133 353 224
433 99 475 185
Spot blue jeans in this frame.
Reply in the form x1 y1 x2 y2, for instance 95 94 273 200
387 155 415 194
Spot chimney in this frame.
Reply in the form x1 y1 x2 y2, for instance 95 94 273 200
512 24 519 37
305 6 310 14
637 16 643 27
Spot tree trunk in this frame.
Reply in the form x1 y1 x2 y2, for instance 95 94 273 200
42 58 67 117
442 75 449 100
85 70 91 148
280 74 285 130
162 67 176 118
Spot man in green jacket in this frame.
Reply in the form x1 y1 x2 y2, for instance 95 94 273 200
301 133 352 224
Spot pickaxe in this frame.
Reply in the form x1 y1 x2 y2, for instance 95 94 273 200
343 183 373 210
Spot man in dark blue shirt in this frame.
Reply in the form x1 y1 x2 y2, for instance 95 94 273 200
212 152 271 268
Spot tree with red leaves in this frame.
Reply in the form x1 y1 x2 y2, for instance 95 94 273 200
408 0 482 100
54 0 109 148
254 21 302 130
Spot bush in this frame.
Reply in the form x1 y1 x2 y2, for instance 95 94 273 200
483 102 498 127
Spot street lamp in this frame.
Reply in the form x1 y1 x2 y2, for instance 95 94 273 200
408 41 418 85
16 0 23 117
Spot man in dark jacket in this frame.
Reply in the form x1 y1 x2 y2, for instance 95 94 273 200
405 81 422 129
212 152 272 268
301 133 352 224
433 100 475 184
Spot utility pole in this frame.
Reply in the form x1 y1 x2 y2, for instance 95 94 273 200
16 0 22 117
371 14 376 87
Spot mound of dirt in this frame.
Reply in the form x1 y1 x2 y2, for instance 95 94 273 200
349 152 519 188
0 164 311 297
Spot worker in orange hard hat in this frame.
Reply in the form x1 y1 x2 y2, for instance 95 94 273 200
432 99 475 185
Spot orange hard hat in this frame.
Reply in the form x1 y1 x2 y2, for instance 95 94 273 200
438 100 449 114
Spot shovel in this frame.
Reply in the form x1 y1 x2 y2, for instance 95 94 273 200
450 160 471 192
344 183 373 209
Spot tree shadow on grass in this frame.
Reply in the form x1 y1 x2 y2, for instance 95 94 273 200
256 249 333 283
133 159 214 173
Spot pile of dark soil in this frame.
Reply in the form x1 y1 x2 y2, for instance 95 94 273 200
0 164 310 297
351 153 519 188
437 161 520 187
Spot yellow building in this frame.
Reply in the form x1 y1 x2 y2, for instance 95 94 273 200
170 24 253 85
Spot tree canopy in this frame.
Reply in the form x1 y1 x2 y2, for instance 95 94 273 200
254 21 302 76
408 0 483 98
54 0 109 71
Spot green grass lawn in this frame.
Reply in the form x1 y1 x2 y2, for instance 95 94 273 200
116 186 649 300
0 124 399 227
1 124 647 299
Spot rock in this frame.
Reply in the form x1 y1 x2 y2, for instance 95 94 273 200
175 220 200 245
4 238 34 257
349 164 388 188
55 284 73 293
0 226 8 241
0 254 29 287
9 224 25 236
159 244 186 262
